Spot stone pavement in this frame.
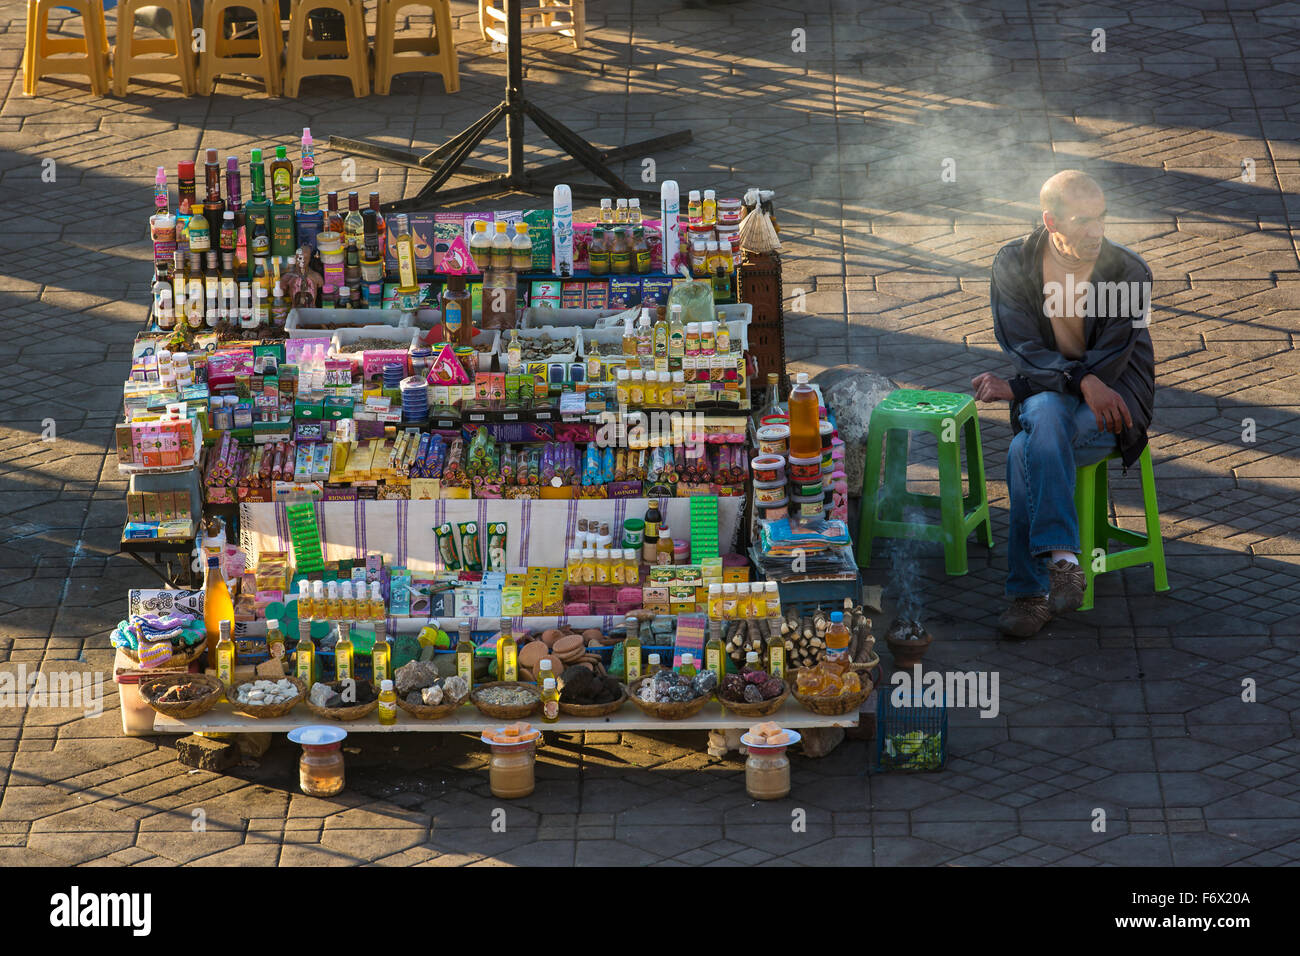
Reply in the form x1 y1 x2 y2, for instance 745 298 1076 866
1 0 1298 866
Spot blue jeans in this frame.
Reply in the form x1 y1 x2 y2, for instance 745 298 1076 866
1006 391 1117 597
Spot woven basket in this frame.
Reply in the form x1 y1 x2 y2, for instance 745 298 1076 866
626 677 712 720
470 681 541 720
122 641 207 667
718 683 790 718
227 676 308 719
139 673 224 720
304 680 379 721
559 684 628 717
396 688 470 720
791 667 872 717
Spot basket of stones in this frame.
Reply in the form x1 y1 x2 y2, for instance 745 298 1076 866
306 679 379 720
792 664 870 717
628 668 717 720
558 667 627 717
393 661 470 720
717 669 789 718
228 676 307 718
139 673 224 720
471 681 541 720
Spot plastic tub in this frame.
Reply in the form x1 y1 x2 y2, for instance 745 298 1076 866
750 454 786 483
791 493 826 519
753 479 787 505
790 479 823 498
785 453 823 483
756 424 789 456
115 672 155 736
757 497 788 522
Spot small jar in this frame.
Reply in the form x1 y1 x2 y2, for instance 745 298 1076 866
566 547 583 582
623 548 639 584
594 546 611 584
746 748 791 800
673 539 689 565
299 743 345 797
488 742 536 799
616 369 631 406
721 582 739 620
628 369 645 407
581 548 597 585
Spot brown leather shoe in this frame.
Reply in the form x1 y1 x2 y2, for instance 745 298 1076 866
1048 559 1086 614
997 596 1053 638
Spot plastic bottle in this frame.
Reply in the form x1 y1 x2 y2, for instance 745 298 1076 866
491 221 512 271
788 371 821 459
267 618 286 661
721 582 738 620
765 581 781 618
203 556 234 661
536 658 555 688
541 677 560 723
615 198 629 223
588 227 610 275
687 190 702 225
703 189 717 226
742 650 761 674
708 584 724 619
377 679 397 725
629 198 643 226
599 198 613 224
679 653 697 679
511 222 533 271
825 611 851 670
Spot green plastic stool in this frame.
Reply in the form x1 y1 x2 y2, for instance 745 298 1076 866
1075 445 1170 611
857 389 993 575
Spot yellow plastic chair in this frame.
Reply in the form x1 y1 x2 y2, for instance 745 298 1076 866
198 0 283 95
374 0 458 95
478 0 584 49
23 0 112 96
283 0 369 97
112 0 196 94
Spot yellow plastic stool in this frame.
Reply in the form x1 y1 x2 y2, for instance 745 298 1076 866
23 0 111 96
112 0 196 95
283 0 369 98
374 0 458 95
198 0 282 95
478 0 584 49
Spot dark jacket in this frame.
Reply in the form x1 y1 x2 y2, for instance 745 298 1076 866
991 225 1156 468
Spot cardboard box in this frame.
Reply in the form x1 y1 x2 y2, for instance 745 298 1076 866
126 492 145 524
142 492 162 524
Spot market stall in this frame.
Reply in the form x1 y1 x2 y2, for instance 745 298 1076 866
113 136 901 800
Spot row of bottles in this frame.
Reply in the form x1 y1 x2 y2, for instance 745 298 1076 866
589 226 653 276
468 220 534 273
296 579 386 622
706 581 782 620
597 197 644 225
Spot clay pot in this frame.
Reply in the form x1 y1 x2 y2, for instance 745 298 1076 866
886 630 933 669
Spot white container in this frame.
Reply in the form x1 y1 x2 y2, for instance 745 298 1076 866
285 307 406 338
116 672 155 735
330 325 420 355
499 326 582 365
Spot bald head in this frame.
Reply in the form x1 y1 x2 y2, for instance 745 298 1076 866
1040 170 1103 222
1040 170 1106 260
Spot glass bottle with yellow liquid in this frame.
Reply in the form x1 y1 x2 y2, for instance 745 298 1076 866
456 621 475 690
312 580 326 620
335 621 354 682
705 621 726 687
296 619 316 684
215 619 236 693
623 615 642 684
536 658 555 689
377 679 397 725
296 580 313 620
766 615 786 679
372 628 392 686
541 677 560 723
324 581 341 622
497 621 518 681
678 653 697 679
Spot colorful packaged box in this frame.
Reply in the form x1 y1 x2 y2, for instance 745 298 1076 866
522 209 553 272
640 277 674 307
584 281 609 310
126 492 145 523
562 281 585 309
608 277 641 309
530 280 562 310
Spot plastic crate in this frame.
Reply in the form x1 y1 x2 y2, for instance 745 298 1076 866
875 689 948 772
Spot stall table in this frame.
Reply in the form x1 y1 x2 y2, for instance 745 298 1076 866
152 699 857 734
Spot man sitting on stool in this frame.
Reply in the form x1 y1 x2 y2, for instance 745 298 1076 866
972 170 1155 638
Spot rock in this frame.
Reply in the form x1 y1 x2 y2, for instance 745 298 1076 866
420 684 444 706
394 660 440 697
441 675 468 701
234 732 273 759
812 365 897 496
406 691 423 706
175 734 239 772
800 726 846 758
309 683 341 708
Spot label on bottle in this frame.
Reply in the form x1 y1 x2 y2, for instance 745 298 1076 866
458 653 473 689
705 648 722 676
272 169 291 205
444 301 464 335
503 653 517 683
543 699 559 720
626 648 641 683
610 249 632 272
379 700 396 722
636 249 652 273
336 651 352 681
768 645 784 678
297 655 312 683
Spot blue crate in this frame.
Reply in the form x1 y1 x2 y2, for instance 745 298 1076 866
875 687 948 772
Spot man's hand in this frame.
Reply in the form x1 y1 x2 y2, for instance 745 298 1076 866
972 372 1014 403
1080 374 1133 434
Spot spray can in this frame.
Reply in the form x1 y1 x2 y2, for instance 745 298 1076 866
660 180 680 274
552 184 573 277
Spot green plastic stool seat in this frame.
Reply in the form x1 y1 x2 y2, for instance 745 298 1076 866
857 389 993 575
1075 445 1170 611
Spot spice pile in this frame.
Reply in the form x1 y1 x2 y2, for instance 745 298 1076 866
475 684 540 707
720 670 784 703
637 667 716 703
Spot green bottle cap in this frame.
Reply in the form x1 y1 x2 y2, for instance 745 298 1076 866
251 148 262 162
276 146 287 159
